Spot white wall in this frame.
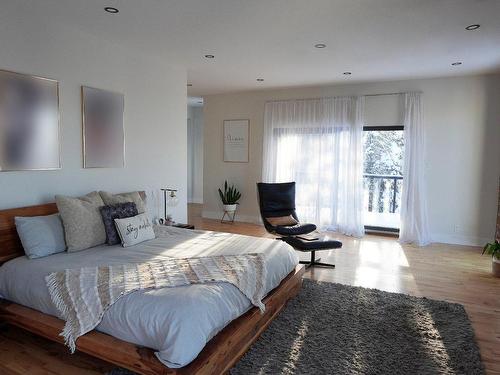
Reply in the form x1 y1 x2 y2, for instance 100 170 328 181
0 4 188 222
203 74 500 246
187 105 204 203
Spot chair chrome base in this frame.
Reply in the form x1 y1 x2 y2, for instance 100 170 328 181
299 250 335 269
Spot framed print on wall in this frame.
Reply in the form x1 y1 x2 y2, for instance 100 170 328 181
82 86 124 168
223 119 249 163
0 69 60 171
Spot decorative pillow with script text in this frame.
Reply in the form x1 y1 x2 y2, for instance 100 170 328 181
114 213 155 247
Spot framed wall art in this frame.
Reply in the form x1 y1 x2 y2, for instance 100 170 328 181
0 69 60 171
82 86 124 168
223 119 249 163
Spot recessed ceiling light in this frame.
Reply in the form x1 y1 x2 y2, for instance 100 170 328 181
465 24 480 31
204 54 215 59
104 7 119 14
314 43 327 49
256 78 264 82
343 72 352 75
187 83 193 87
451 62 462 66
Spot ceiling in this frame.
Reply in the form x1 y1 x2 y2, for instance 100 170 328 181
7 0 500 95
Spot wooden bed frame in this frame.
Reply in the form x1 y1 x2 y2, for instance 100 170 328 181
0 202 304 375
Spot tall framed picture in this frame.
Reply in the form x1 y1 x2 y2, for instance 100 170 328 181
0 69 60 171
82 86 124 168
223 119 249 163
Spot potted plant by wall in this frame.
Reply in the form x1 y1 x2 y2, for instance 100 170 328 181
218 181 241 213
483 240 500 277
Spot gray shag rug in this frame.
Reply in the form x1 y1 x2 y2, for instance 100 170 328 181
110 280 484 375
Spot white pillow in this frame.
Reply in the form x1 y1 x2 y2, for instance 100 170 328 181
114 213 155 247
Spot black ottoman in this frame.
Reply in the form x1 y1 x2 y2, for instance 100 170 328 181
283 236 342 268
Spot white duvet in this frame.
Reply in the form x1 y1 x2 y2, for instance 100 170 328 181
0 226 298 368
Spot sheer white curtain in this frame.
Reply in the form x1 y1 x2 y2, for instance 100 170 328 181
399 92 431 245
262 96 365 237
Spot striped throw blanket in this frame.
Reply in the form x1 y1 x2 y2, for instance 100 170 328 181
46 254 267 352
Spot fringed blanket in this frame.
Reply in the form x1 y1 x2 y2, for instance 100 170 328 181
45 254 267 352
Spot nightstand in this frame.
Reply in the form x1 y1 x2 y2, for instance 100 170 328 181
172 223 195 230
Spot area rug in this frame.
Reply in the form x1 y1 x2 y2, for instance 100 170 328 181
231 280 484 374
109 280 484 375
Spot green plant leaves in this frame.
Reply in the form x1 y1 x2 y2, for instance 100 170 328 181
218 180 241 205
218 188 226 204
483 240 500 257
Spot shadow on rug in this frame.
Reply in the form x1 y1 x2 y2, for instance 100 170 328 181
109 280 484 375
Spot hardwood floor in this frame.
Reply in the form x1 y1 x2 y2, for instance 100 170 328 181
0 203 498 374
189 204 500 374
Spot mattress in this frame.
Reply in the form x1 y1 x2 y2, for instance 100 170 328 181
0 226 298 368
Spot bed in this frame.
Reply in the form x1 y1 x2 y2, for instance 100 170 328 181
0 202 304 374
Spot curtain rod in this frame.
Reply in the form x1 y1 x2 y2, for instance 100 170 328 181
265 91 422 103
363 91 422 97
363 92 401 97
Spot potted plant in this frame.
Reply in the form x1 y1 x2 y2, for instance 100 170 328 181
483 240 500 277
218 181 241 213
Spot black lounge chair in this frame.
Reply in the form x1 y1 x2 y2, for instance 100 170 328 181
257 182 342 268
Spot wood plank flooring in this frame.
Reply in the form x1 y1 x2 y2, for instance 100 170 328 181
0 203 498 374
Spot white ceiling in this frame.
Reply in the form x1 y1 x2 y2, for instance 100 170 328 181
6 0 500 95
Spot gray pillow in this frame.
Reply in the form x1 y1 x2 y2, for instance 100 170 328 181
100 202 138 245
99 191 146 214
15 214 66 259
55 191 106 252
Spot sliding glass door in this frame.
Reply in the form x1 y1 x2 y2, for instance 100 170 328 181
363 126 404 231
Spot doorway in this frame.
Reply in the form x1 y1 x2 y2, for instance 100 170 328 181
187 97 204 204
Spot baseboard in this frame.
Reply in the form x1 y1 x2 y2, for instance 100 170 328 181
202 210 262 225
431 233 490 247
199 212 488 247
188 198 203 204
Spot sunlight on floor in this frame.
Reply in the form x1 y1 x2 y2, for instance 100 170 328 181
302 235 421 295
352 239 419 293
358 239 410 268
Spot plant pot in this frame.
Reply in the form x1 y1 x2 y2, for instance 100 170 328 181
493 256 500 278
223 204 237 213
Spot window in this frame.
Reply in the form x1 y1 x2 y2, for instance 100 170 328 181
363 126 404 231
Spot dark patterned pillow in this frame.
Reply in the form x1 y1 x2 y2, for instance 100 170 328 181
100 202 138 245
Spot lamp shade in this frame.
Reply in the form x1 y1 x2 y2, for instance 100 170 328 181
167 193 179 207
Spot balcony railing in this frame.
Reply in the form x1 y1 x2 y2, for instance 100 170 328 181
363 174 403 229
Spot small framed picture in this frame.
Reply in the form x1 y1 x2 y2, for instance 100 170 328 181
223 119 249 163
